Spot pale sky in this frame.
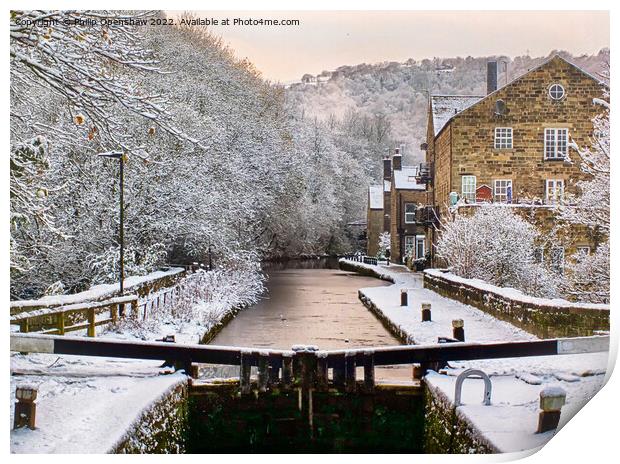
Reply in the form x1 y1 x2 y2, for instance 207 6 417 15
169 11 609 82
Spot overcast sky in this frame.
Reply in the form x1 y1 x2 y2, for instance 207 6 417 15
170 11 609 82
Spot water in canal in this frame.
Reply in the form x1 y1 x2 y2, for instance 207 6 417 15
208 258 411 380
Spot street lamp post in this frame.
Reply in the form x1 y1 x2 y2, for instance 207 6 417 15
208 244 216 271
98 151 125 301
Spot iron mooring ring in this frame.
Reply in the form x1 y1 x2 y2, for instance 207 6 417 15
454 368 492 406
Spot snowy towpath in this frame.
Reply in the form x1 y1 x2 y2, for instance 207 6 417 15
10 352 186 453
345 260 536 345
342 259 610 454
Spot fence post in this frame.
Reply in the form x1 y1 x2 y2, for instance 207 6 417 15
240 351 252 395
282 353 294 389
258 353 269 393
131 299 139 319
20 318 29 334
111 304 118 324
87 308 96 337
57 312 65 335
316 353 329 391
345 352 357 393
363 351 375 393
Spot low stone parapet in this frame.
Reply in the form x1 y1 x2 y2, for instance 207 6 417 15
423 269 609 338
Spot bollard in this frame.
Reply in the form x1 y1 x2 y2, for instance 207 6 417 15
421 302 432 321
14 385 37 430
400 289 408 307
452 319 465 342
537 386 566 433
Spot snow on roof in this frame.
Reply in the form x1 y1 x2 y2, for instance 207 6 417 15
393 166 426 190
368 184 383 209
431 95 484 136
383 180 391 192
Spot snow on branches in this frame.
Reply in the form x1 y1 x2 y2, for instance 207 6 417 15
436 207 560 298
10 10 190 157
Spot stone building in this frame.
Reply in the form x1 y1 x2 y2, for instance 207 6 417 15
419 55 607 268
388 149 428 264
366 184 384 256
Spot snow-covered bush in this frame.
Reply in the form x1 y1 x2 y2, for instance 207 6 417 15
111 259 265 339
436 206 560 298
559 75 609 303
562 244 609 303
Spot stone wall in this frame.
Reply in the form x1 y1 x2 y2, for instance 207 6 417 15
367 207 383 257
424 269 609 338
423 380 496 454
112 379 189 454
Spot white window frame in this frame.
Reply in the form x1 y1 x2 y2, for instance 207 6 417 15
494 127 513 149
415 235 425 259
548 84 566 101
576 246 591 259
404 203 416 224
533 247 544 264
494 179 513 203
545 179 565 205
404 235 415 256
551 247 565 273
544 128 569 160
461 175 476 203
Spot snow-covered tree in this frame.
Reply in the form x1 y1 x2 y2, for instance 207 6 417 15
559 68 609 303
436 207 560 298
377 232 391 258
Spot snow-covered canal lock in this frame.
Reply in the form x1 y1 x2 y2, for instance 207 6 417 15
204 259 412 381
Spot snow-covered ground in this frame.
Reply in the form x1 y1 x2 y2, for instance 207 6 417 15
341 259 610 453
10 352 186 453
10 267 264 454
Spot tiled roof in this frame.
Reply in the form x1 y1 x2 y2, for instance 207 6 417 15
430 95 483 136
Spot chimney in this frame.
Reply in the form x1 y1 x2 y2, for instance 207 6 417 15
383 156 392 181
487 61 498 94
392 148 402 171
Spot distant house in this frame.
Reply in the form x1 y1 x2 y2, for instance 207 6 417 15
418 55 608 269
388 149 427 264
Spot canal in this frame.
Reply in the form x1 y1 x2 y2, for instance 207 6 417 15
208 258 411 381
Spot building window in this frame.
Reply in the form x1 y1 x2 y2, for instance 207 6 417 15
404 203 416 223
494 127 513 149
415 235 425 259
576 246 591 260
544 128 569 160
404 236 415 257
494 179 513 203
548 83 566 101
545 179 564 205
533 247 544 264
461 175 476 202
551 247 565 273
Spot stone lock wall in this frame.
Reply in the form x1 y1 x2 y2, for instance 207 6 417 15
424 270 609 338
112 380 189 454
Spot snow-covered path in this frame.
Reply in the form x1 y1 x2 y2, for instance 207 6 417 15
10 353 186 453
355 262 536 345
342 259 610 454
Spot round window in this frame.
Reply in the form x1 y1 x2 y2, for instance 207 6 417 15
549 84 565 100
